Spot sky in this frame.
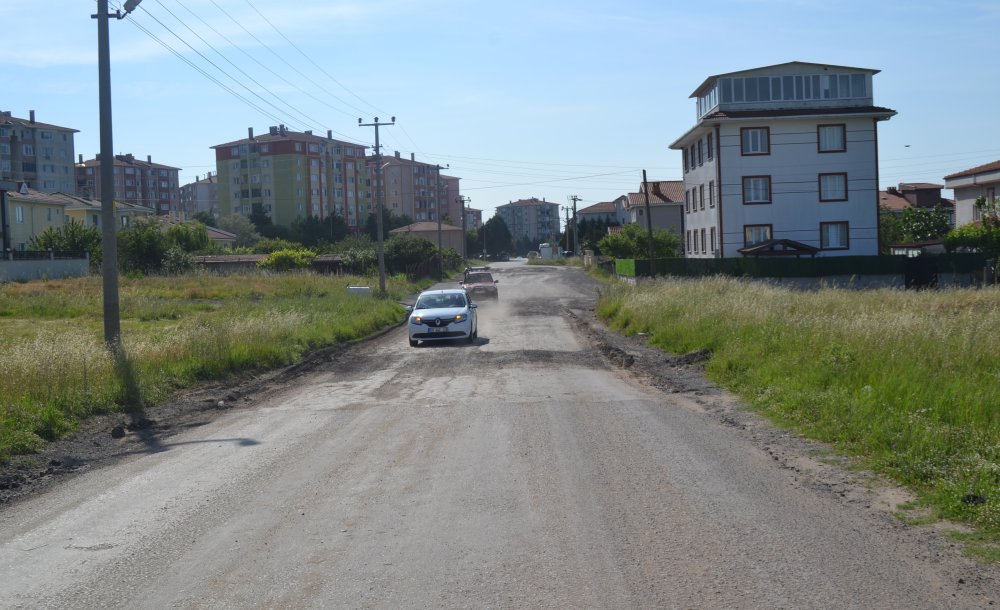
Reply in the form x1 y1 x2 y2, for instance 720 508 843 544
4 0 1000 226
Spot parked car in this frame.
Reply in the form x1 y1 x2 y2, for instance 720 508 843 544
460 270 499 300
406 289 478 347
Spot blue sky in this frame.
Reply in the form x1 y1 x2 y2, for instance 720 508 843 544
4 0 1000 222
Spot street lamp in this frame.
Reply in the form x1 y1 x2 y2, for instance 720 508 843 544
93 0 141 349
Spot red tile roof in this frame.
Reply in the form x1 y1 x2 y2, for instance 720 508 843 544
578 201 616 214
878 190 910 212
943 160 1000 180
625 180 684 208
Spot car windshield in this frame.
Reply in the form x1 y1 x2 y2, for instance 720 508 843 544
415 293 466 309
465 273 493 284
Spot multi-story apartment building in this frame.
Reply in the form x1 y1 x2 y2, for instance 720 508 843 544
76 153 181 217
180 171 219 219
213 126 369 229
670 62 896 258
374 152 458 224
496 197 560 244
0 110 77 193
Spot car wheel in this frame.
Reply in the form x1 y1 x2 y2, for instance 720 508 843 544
409 339 419 347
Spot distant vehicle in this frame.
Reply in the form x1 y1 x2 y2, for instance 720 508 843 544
488 252 510 262
405 289 478 347
461 270 499 300
527 250 540 259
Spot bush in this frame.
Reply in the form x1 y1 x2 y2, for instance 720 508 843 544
118 218 170 274
162 247 195 275
257 248 317 271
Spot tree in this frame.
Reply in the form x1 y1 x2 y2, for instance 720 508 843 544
290 215 328 248
190 211 216 227
28 218 102 266
365 211 414 241
385 234 437 275
479 216 513 257
944 196 1000 282
117 218 170 274
597 223 681 258
878 207 905 255
217 214 262 248
166 222 212 253
898 205 952 242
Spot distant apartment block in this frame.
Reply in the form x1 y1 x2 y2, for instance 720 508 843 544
76 153 181 217
180 171 219 219
670 61 895 258
944 161 1000 226
0 110 78 193
375 151 459 224
213 126 369 230
496 197 560 243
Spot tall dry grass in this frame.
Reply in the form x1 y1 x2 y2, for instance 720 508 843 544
0 271 416 459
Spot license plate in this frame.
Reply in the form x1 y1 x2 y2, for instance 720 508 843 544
428 326 447 333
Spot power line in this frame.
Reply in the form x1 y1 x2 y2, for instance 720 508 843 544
148 0 327 133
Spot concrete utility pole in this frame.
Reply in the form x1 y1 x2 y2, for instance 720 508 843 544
434 164 449 278
358 117 395 294
641 170 656 277
569 195 581 256
457 195 470 261
562 206 571 252
93 0 141 349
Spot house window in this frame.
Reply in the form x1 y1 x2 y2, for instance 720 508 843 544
819 173 848 201
700 228 707 253
742 176 771 204
710 227 716 253
683 150 688 173
818 124 846 153
699 185 705 210
23 144 34 156
15 205 24 224
686 230 692 254
685 190 690 213
741 127 770 155
744 224 772 246
709 181 716 207
697 140 704 166
820 221 849 249
707 133 714 160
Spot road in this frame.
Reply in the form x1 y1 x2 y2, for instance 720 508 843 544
0 262 996 608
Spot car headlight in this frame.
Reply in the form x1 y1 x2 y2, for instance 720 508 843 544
412 316 423 324
453 314 465 321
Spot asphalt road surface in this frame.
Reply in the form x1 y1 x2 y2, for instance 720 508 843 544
1 262 997 608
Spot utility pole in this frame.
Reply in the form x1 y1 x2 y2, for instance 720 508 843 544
569 195 581 256
457 195 470 261
434 164 449 278
562 206 571 253
358 116 395 294
642 170 656 277
93 0 141 350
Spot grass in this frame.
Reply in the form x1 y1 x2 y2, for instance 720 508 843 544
596 276 1000 538
0 270 421 461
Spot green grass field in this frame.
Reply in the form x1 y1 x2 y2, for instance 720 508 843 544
0 271 421 460
597 276 1000 541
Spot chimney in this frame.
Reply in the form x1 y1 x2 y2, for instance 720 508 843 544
305 130 312 136
78 154 83 164
248 127 254 140
147 155 151 163
269 126 278 136
411 153 415 161
395 151 401 159
29 110 35 124
278 124 287 136
327 130 332 139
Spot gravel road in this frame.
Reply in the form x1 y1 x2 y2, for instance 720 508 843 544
1 262 997 608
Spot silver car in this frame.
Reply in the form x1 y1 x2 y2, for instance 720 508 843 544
406 289 478 347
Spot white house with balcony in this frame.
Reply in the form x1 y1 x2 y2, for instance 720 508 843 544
669 62 896 258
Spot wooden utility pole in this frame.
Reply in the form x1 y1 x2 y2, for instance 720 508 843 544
642 170 656 277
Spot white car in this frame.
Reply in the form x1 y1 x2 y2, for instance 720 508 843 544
406 288 478 347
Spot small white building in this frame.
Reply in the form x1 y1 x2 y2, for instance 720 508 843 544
944 161 1000 227
670 62 896 258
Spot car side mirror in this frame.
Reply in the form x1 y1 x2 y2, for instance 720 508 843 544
470 303 477 309
404 305 413 313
